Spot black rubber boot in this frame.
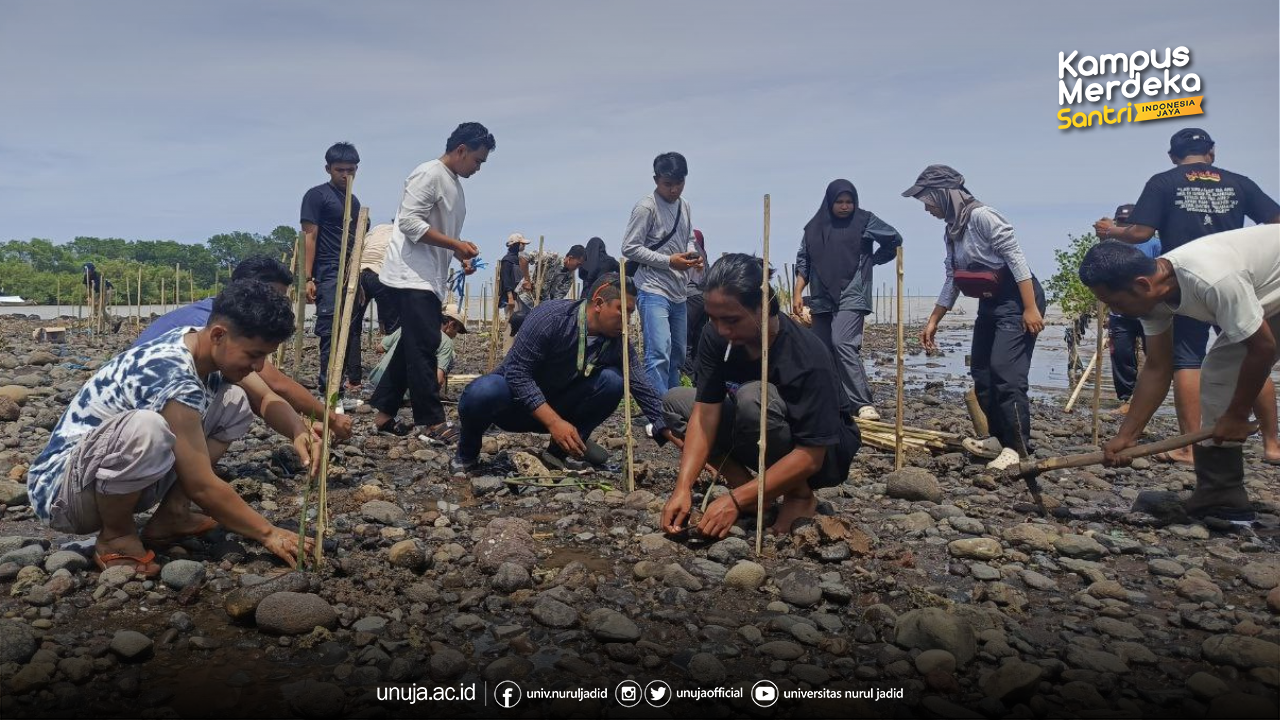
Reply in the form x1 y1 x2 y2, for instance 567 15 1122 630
1185 444 1254 522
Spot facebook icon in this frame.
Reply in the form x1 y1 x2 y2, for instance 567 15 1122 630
494 681 522 708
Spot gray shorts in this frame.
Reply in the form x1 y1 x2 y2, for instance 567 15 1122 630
48 384 254 534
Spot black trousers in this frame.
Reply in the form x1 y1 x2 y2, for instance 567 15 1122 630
971 273 1046 457
352 269 401 336
1108 313 1144 401
369 288 445 427
314 269 364 390
681 292 707 379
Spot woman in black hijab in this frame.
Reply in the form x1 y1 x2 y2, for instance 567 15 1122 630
794 180 903 420
578 237 619 291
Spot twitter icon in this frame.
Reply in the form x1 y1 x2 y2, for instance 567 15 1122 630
645 680 672 708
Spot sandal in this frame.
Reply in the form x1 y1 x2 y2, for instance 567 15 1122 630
95 549 161 578
375 418 414 436
419 422 460 446
141 516 218 549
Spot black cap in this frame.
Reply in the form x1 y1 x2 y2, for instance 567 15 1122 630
1114 204 1136 221
1169 128 1214 157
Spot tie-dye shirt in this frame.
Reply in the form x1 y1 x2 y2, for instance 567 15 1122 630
27 327 224 520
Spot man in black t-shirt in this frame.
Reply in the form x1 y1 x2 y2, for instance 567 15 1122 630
301 142 363 394
660 254 860 539
1094 129 1280 464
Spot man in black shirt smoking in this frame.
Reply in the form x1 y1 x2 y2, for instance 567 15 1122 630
660 254 860 538
1095 128 1280 464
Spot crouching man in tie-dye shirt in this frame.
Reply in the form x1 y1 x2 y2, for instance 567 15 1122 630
27 280 319 576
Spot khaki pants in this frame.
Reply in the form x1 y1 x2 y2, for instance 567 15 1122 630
48 385 254 534
1198 315 1280 445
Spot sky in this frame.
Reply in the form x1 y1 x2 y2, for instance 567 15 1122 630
1 0 1277 300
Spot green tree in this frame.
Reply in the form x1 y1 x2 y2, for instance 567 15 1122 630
1045 232 1101 383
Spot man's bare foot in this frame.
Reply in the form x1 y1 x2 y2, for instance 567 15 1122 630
1264 442 1280 463
1113 402 1131 416
769 494 818 535
141 512 217 545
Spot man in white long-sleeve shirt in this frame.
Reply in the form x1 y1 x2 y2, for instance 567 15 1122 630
370 122 492 440
621 152 705 394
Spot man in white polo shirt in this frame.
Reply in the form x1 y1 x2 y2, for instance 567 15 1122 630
1080 224 1280 522
370 122 492 441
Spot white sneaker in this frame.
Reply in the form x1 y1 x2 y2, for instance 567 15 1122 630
962 436 1004 460
986 448 1021 471
856 406 881 421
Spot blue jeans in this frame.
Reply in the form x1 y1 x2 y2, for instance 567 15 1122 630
637 290 687 394
455 369 625 461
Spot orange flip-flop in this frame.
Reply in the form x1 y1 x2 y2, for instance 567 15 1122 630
95 549 161 578
141 516 219 549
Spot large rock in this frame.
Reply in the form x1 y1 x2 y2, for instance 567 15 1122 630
0 385 33 405
430 645 468 681
707 537 751 565
981 660 1043 702
1177 577 1224 604
7 662 54 695
282 678 346 719
255 592 338 635
492 562 531 592
0 479 28 506
1054 534 1107 560
44 550 88 573
724 561 766 590
360 500 406 524
476 517 537 571
758 641 805 660
0 544 45 567
586 608 640 643
884 467 942 503
1201 634 1280 670
224 572 310 621
160 559 205 590
688 652 726 685
0 619 37 663
0 397 20 422
24 351 59 366
109 630 154 661
531 597 578 629
388 540 428 571
947 538 1002 561
1065 646 1130 674
776 569 822 607
1240 562 1280 590
1002 524 1056 552
894 608 976 666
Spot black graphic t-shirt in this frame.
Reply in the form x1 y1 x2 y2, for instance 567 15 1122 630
1128 163 1280 251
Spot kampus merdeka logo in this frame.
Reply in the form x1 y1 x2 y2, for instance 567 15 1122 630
1057 47 1202 130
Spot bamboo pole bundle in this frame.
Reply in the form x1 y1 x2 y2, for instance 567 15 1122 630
619 258 635 493
756 195 771 556
308 186 360 568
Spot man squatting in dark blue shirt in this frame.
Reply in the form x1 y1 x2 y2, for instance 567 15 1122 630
452 273 675 473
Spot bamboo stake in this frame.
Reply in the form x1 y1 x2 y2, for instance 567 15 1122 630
136 267 142 327
292 233 307 380
85 267 94 337
1064 339 1107 413
487 264 502 371
55 278 60 318
174 263 180 313
160 277 165 317
619 258 635 493
1093 302 1103 445
533 235 546 305
311 184 358 568
895 246 905 470
756 194 770 556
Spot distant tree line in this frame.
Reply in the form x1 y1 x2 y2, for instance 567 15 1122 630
0 227 298 304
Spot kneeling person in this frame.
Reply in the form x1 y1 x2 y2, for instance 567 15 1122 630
1081 225 1280 521
454 273 673 473
26 281 319 575
661 254 861 539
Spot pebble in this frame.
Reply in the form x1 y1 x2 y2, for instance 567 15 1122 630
757 640 804 660
1147 558 1185 577
109 630 154 661
884 467 942 503
476 517 537 571
0 619 37 663
0 544 45 567
586 608 640 642
894 608 976 666
531 597 578 629
388 540 428 571
1201 634 1280 670
44 550 89 573
947 538 1002 561
223 572 310 621
1177 577 1224 604
359 500 405 524
775 569 822 607
915 649 956 675
1054 534 1107 560
1187 671 1230 700
980 660 1042 702
1267 587 1280 614
687 653 726 684
723 561 766 590
1240 561 1280 590
492 562 531 592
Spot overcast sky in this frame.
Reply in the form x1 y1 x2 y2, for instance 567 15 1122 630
1 0 1276 297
